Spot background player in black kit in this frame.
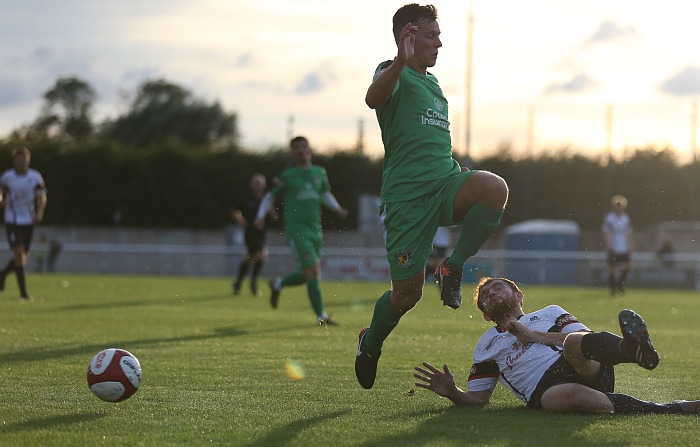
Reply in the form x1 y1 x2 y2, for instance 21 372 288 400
231 173 277 296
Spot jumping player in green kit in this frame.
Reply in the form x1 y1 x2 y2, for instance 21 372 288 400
254 136 347 327
355 3 509 389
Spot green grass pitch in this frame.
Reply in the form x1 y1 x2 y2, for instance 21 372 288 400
1 274 699 446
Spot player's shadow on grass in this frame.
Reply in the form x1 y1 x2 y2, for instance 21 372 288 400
0 326 247 364
0 412 106 435
357 406 628 447
53 293 233 312
327 296 380 308
244 410 349 447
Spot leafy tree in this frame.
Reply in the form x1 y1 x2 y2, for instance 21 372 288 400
103 78 238 149
33 76 96 142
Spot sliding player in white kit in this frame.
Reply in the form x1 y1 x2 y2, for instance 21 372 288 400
414 277 700 414
0 147 47 301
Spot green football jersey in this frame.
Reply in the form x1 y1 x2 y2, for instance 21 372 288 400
374 62 460 204
271 164 330 236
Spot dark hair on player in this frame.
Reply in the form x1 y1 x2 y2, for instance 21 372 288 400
473 277 522 313
290 136 308 146
392 4 438 44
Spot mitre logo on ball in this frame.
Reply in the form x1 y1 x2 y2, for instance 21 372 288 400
87 348 142 402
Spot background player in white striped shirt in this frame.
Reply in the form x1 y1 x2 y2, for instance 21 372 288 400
0 147 47 301
414 277 700 414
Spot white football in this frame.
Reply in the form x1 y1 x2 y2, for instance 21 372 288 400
87 348 141 402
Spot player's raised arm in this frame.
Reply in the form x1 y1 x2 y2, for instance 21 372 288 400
365 23 418 109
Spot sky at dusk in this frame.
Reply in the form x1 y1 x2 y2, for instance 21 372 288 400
1 0 700 162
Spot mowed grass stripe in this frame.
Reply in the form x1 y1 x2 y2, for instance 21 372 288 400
1 274 699 447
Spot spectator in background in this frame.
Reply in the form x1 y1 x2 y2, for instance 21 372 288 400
602 195 633 296
47 238 62 272
656 236 674 268
34 235 62 273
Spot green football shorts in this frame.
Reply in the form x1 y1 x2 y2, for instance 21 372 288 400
380 170 476 281
286 231 323 270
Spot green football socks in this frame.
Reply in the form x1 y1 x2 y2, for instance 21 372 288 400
448 203 504 269
280 271 305 288
364 291 400 356
278 272 325 317
306 277 324 317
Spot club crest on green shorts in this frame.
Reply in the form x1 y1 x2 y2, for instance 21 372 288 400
395 250 414 268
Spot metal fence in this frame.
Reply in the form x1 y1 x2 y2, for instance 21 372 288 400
32 242 700 290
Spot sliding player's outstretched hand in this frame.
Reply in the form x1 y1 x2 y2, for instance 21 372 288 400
414 362 456 398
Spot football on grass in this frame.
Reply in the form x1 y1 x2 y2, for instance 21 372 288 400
87 348 141 402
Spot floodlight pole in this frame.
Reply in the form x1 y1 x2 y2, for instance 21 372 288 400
287 115 294 141
356 118 364 155
693 100 698 163
604 104 613 203
525 107 534 219
464 0 473 167
691 100 698 221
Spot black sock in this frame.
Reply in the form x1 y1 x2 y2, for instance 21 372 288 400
580 332 632 365
608 273 616 289
619 269 628 285
3 259 15 275
605 393 680 414
251 260 264 284
235 260 250 285
15 266 27 297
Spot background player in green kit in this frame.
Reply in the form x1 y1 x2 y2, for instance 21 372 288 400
355 3 509 389
254 136 347 326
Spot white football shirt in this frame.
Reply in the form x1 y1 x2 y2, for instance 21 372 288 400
467 305 589 405
601 211 632 255
432 226 452 249
0 168 46 225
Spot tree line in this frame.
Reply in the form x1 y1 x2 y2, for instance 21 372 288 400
0 75 697 231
